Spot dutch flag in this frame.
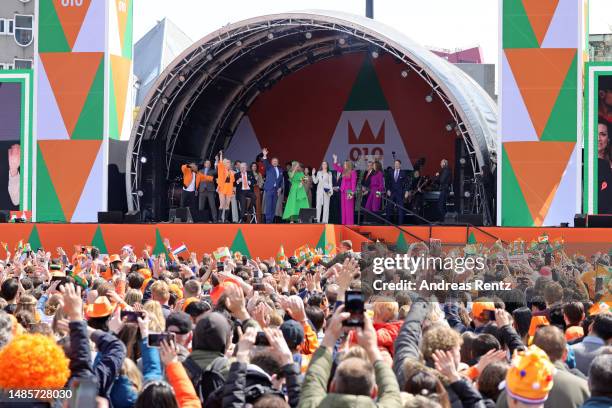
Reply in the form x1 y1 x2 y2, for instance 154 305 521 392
172 244 188 257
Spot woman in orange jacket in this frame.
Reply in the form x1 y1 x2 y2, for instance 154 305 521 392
216 150 235 223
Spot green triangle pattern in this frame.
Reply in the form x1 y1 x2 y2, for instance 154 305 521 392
152 229 168 256
91 225 108 254
503 0 539 49
344 56 388 111
36 147 66 222
108 66 120 139
541 55 578 142
468 232 477 244
122 1 134 59
72 58 105 140
501 145 534 226
38 0 70 53
230 229 251 258
315 229 327 253
396 232 408 253
28 226 42 251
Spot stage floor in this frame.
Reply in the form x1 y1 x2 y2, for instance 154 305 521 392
0 223 610 258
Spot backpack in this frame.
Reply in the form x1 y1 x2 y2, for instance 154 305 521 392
182 356 227 405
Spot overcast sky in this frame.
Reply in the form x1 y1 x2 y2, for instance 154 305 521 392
134 0 612 64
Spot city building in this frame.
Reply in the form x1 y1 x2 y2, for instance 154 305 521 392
0 0 34 70
589 33 612 62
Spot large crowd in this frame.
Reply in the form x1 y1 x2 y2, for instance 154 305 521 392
0 237 610 408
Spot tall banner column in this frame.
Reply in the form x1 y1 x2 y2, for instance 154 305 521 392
33 0 133 222
499 0 583 226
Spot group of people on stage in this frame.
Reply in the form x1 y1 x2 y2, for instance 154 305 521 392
180 148 452 225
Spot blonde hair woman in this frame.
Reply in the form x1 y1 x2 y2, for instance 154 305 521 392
216 150 235 223
143 300 165 332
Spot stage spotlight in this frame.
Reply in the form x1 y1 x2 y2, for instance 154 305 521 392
161 97 168 104
178 75 186 82
371 50 379 59
267 33 274 40
455 128 461 136
338 38 346 45
464 191 471 198
146 125 153 132
140 156 148 164
425 92 433 103
401 70 409 78
137 190 144 197
459 157 466 165
235 40 242 47
305 32 312 39
445 122 455 132
206 54 213 61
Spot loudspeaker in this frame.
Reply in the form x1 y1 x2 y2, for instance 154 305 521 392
298 208 317 223
124 211 141 223
169 207 193 223
98 211 123 223
0 211 8 223
574 214 586 227
587 214 612 228
443 212 458 224
459 213 484 226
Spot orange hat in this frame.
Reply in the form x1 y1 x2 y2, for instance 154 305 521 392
169 284 183 300
138 268 152 280
210 281 239 305
505 345 555 404
109 254 121 264
141 277 152 293
588 302 610 316
565 326 584 342
85 296 114 318
528 315 550 337
0 333 70 390
472 302 495 320
182 296 199 312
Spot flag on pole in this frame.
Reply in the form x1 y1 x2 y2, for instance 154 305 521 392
171 244 189 258
213 246 231 261
294 244 313 262
276 245 286 263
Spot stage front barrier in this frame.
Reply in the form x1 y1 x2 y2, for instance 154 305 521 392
0 224 610 259
499 0 583 226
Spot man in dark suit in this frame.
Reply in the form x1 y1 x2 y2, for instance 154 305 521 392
329 167 342 224
385 159 409 225
198 159 217 222
236 162 257 222
437 159 452 221
262 148 284 223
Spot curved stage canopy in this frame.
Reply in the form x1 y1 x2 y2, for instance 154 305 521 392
127 10 497 212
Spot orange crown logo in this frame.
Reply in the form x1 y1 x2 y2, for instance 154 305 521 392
348 120 385 144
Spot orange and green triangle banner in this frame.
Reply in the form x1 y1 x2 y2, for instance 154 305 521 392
90 225 108 254
152 229 168 256
396 232 408 253
315 225 337 255
28 226 42 251
230 229 251 258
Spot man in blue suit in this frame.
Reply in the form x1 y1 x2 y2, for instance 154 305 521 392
262 148 284 223
385 159 409 225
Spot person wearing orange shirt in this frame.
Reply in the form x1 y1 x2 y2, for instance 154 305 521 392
216 151 235 223
180 162 213 218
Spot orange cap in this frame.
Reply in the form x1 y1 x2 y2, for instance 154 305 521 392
109 254 121 264
85 296 114 318
182 296 199 312
169 284 183 300
472 302 495 320
505 345 555 404
138 268 152 280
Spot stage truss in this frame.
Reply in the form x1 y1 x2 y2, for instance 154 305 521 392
127 11 497 212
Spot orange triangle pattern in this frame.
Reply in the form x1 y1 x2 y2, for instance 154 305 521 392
521 0 559 46
53 0 92 50
111 55 131 137
40 52 103 137
115 0 130 50
38 140 101 222
505 142 575 226
505 48 576 139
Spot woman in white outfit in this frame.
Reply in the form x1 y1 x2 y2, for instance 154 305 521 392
312 161 333 223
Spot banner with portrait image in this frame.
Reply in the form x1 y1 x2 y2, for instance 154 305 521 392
584 63 612 214
0 71 33 212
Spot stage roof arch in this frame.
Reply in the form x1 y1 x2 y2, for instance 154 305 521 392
127 10 497 211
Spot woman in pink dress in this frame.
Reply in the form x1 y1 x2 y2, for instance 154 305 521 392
332 154 357 225
365 161 385 212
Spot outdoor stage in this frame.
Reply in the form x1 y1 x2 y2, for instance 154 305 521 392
1 224 610 258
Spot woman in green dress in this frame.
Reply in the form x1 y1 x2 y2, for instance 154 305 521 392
282 161 310 221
